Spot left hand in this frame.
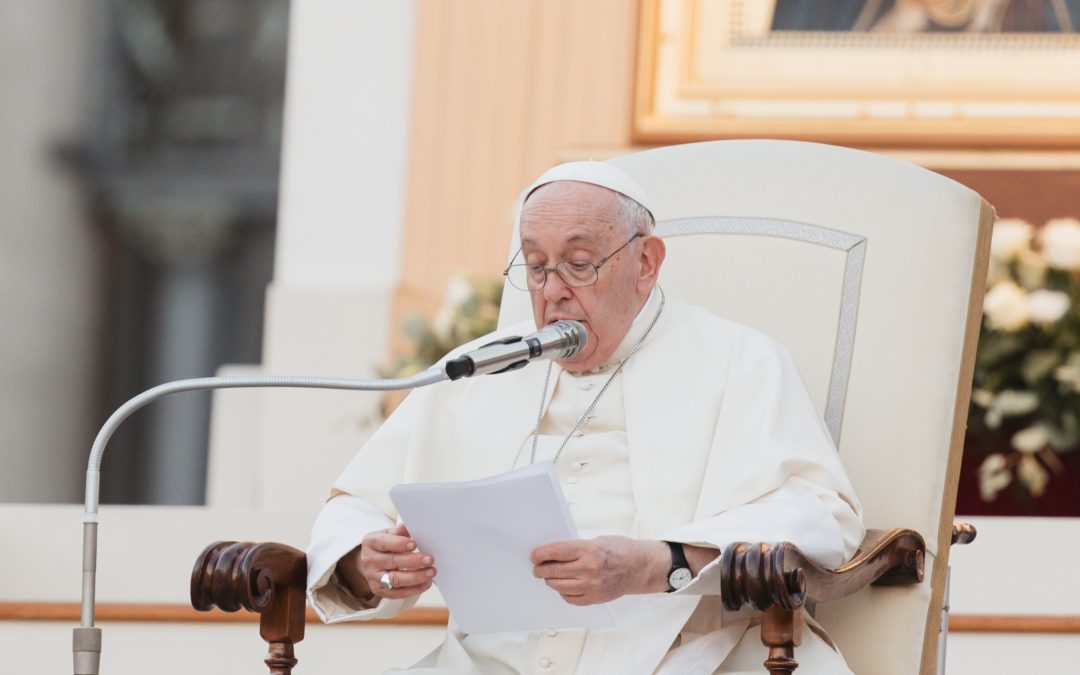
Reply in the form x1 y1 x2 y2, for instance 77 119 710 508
530 536 669 605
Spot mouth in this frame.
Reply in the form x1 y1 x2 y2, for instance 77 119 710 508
547 317 586 327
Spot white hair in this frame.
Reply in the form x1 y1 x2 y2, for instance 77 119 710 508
614 192 655 236
522 182 655 236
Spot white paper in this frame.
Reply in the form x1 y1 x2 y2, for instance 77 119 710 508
389 462 617 634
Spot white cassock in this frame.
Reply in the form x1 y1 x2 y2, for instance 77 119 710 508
307 288 865 674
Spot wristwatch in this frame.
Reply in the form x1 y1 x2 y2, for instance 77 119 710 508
664 541 693 592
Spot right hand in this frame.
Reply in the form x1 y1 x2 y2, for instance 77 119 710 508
336 523 437 601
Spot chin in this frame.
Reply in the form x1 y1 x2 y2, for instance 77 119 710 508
557 350 592 370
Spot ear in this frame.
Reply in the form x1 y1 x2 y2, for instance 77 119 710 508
637 235 666 292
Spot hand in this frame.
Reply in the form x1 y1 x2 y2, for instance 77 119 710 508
336 523 437 601
530 536 669 606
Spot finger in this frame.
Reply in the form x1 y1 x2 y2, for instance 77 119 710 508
531 541 581 565
377 568 437 590
391 522 412 538
562 593 593 606
533 561 578 579
375 579 434 600
363 550 434 571
365 530 418 554
544 578 585 594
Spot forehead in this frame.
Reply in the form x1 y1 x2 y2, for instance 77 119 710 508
519 181 620 243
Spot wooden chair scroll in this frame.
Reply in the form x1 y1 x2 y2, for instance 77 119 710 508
191 541 308 675
723 524 976 674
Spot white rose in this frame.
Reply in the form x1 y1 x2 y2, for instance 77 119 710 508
1011 424 1049 454
978 453 1012 501
1027 289 1070 325
1053 352 1080 392
993 389 1040 415
1015 248 1047 290
970 388 994 407
1039 218 1080 271
433 306 455 338
443 274 473 308
984 389 1040 428
1016 455 1049 497
982 280 1029 332
990 218 1033 261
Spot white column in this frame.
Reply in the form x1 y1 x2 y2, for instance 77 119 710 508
0 2 104 503
244 0 417 510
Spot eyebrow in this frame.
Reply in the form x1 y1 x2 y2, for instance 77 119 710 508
521 232 599 246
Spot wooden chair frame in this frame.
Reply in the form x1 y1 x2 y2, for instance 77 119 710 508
190 524 976 674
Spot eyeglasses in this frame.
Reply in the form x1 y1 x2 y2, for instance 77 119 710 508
503 232 644 291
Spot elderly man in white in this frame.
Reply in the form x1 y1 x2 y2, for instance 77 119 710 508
307 161 864 674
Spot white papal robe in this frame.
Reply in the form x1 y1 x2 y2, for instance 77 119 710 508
307 289 864 674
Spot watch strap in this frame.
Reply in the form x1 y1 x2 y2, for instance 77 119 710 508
665 541 691 592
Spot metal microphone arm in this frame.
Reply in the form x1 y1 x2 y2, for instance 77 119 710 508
73 368 448 675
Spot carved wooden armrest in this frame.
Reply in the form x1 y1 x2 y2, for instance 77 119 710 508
951 522 977 545
720 528 926 615
722 524 976 674
190 541 308 675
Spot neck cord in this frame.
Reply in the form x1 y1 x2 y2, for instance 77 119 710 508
529 286 666 466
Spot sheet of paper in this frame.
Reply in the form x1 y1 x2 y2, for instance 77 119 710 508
389 462 617 634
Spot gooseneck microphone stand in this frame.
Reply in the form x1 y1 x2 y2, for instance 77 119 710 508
73 319 587 674
72 368 449 675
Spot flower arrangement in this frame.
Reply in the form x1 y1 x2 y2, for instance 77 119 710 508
970 217 1080 502
379 274 503 414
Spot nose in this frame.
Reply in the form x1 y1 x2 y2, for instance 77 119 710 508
541 267 573 304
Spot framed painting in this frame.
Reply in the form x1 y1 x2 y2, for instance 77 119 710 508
634 0 1080 147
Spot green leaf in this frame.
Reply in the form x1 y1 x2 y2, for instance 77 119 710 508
976 332 1025 366
1021 350 1064 385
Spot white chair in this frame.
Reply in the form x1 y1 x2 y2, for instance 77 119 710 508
499 139 991 674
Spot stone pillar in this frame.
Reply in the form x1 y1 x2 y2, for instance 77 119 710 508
0 2 105 503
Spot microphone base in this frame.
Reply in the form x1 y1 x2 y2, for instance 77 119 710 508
73 626 101 675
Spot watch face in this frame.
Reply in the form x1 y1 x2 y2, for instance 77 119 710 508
669 567 693 590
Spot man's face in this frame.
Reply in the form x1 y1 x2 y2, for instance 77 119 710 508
519 181 654 373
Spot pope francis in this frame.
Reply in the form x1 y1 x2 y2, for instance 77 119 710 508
306 161 865 674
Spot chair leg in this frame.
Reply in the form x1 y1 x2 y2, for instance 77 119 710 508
761 605 803 674
265 642 298 675
259 583 306 675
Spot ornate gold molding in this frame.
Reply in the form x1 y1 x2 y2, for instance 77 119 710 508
634 0 1080 147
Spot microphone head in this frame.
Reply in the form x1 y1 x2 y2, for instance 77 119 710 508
547 320 588 359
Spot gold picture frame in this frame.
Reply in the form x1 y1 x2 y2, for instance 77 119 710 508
634 0 1080 147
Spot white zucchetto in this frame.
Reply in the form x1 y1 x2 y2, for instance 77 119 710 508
521 160 654 220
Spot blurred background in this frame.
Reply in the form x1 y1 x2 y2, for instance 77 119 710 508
1 0 285 505
2 0 1079 672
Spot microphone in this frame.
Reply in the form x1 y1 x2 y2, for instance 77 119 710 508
443 320 587 380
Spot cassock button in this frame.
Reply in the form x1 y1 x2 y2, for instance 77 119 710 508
540 657 553 668
579 380 594 391
546 629 558 637
567 476 578 485
572 461 586 471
